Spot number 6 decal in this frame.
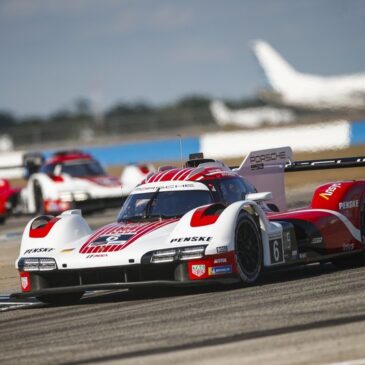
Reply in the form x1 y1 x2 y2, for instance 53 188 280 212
269 237 284 264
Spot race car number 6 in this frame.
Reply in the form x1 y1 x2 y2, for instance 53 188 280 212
269 238 284 264
273 240 280 262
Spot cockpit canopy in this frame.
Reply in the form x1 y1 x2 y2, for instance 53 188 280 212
118 176 256 222
40 159 106 178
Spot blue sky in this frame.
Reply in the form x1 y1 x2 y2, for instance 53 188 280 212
1 0 364 117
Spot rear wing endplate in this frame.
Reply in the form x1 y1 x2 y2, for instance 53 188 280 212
234 147 293 211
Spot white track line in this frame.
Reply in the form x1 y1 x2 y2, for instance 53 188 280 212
325 358 365 365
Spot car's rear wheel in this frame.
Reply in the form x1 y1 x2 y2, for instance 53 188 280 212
235 212 262 284
37 292 84 305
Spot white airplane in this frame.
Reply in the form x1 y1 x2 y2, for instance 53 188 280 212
210 100 295 128
252 40 365 110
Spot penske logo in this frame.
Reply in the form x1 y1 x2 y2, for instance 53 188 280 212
170 236 212 243
319 183 342 200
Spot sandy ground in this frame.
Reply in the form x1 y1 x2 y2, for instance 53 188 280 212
0 241 19 294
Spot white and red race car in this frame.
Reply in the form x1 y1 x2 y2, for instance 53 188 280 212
12 147 365 304
17 150 124 214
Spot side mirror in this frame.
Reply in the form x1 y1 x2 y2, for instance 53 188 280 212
245 192 272 202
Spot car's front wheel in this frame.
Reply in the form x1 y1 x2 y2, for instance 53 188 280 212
235 212 262 284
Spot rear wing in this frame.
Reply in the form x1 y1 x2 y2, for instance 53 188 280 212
234 147 365 211
285 156 365 172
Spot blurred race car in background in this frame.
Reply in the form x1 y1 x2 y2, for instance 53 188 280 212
120 163 156 196
0 149 155 218
12 147 365 304
14 150 149 215
0 178 20 224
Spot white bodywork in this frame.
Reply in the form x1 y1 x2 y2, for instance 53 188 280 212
252 40 365 110
19 172 122 213
16 180 286 272
210 100 295 128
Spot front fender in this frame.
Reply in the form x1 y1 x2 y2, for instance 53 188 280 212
16 211 92 268
168 201 277 263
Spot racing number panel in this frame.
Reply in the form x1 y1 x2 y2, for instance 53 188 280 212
269 236 284 264
268 221 299 265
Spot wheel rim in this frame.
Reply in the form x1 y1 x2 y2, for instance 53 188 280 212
236 220 260 277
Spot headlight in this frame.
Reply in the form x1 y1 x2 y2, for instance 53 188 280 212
179 246 206 260
73 192 89 201
59 191 89 202
151 249 177 263
19 257 57 271
150 245 206 264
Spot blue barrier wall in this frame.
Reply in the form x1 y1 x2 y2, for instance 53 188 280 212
350 121 365 145
43 121 365 167
80 137 199 166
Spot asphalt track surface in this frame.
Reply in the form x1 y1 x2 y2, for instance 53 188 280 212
2 201 365 364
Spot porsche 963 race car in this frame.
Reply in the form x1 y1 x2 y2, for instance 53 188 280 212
12 147 365 304
17 150 123 214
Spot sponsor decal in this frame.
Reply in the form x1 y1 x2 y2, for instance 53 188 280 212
286 232 291 245
311 237 323 245
250 163 264 170
250 151 287 170
319 183 341 200
90 234 133 247
134 183 196 193
250 151 287 164
21 277 28 290
24 248 54 254
86 254 108 258
170 236 212 243
20 272 31 292
61 248 75 253
342 243 355 252
339 200 359 210
208 265 232 275
216 246 228 253
191 264 206 277
214 258 227 264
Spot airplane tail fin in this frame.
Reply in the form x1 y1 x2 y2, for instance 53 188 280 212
210 100 231 126
252 40 298 93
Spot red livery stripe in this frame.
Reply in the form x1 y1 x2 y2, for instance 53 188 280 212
79 219 178 254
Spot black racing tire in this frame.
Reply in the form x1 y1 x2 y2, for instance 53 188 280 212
234 212 263 284
33 181 44 214
37 292 84 305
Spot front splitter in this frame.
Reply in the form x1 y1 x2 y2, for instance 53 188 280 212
11 278 240 299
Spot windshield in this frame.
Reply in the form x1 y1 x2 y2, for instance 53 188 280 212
60 160 106 177
118 190 213 222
